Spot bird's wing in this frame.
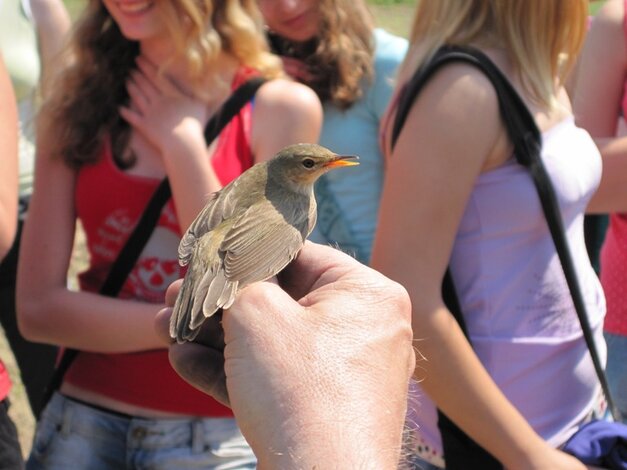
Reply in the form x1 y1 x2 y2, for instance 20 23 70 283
220 200 310 286
178 177 246 266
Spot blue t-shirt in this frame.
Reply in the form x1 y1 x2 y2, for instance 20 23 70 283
309 29 408 264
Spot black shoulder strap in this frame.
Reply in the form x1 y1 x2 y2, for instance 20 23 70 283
204 76 266 143
39 77 267 418
391 45 620 467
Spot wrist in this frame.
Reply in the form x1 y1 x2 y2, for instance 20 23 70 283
160 122 206 160
249 386 404 470
498 433 550 469
256 418 400 470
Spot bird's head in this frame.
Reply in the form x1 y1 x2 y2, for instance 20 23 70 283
267 143 359 191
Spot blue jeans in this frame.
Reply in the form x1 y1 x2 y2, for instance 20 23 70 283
604 332 627 423
27 393 256 470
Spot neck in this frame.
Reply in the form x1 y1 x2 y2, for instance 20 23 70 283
139 42 240 99
267 32 318 60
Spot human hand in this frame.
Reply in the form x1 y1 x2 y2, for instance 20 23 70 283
280 56 315 83
155 242 415 468
119 56 208 155
506 443 588 470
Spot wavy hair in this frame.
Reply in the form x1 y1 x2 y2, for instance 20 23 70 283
268 0 374 110
41 0 282 169
400 0 587 109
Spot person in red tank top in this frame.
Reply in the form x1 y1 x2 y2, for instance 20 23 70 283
15 0 322 467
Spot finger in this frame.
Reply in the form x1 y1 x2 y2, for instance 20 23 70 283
126 77 151 114
165 279 183 307
281 57 314 82
168 342 230 407
130 69 159 104
278 241 360 299
119 105 144 129
155 307 174 344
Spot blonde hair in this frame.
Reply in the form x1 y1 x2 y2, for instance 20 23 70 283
41 0 282 169
401 0 588 109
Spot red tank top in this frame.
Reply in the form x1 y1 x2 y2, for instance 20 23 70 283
0 361 11 402
64 70 257 416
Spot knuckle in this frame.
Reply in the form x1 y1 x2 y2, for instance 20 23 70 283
385 280 412 320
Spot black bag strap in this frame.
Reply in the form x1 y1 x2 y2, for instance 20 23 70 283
391 45 621 467
39 77 267 416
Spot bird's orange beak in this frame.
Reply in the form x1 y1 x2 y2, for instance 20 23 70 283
324 155 360 169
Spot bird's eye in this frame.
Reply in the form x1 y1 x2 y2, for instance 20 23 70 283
302 158 315 169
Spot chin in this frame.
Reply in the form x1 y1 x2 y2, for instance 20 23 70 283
118 26 160 42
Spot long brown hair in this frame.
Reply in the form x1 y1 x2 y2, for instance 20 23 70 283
40 0 282 169
269 0 375 110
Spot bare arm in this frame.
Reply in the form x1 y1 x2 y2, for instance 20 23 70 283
371 65 585 470
0 57 18 259
16 143 164 353
29 0 71 97
250 78 322 161
573 0 627 213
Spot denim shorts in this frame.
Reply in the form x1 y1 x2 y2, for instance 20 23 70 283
26 393 256 470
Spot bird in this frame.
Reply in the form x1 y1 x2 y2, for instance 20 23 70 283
170 143 359 343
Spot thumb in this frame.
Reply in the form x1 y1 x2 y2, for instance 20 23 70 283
222 281 301 342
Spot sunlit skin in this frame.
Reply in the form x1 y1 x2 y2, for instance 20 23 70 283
257 0 321 42
102 0 162 41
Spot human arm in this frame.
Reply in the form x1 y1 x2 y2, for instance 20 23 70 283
29 0 71 97
155 242 414 470
573 0 627 213
371 64 586 470
0 56 18 260
250 78 321 161
16 141 165 352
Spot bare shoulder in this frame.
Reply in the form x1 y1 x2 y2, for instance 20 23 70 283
251 78 322 161
413 62 501 137
394 61 505 171
254 78 321 119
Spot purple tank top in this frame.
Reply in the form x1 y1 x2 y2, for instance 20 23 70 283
410 116 606 466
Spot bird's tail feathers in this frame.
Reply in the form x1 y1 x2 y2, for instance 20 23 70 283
170 273 199 343
171 263 239 343
191 269 237 330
